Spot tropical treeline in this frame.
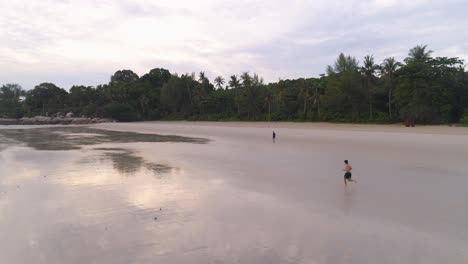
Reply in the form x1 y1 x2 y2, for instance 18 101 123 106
1 45 467 124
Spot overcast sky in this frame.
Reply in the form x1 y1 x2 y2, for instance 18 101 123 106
1 0 467 89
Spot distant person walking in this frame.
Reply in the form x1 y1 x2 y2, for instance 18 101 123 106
343 160 356 186
272 131 276 142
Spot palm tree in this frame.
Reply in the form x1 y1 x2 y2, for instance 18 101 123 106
229 75 241 115
360 55 380 119
214 76 225 90
264 91 273 121
252 73 264 86
299 85 313 119
315 74 327 118
198 72 206 83
228 75 240 89
240 72 252 86
405 44 433 64
240 72 252 119
240 72 257 119
276 82 286 112
381 57 402 118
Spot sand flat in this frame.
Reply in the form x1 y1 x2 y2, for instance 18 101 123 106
1 122 467 263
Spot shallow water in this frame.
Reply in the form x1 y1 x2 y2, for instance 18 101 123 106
0 123 467 264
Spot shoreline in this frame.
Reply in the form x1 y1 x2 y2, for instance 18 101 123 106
2 119 467 136
110 120 468 136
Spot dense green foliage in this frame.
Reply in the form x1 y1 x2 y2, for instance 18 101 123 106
1 45 467 124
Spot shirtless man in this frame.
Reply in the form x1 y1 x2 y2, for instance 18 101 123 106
343 160 356 186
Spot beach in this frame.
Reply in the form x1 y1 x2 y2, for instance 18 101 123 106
0 122 467 263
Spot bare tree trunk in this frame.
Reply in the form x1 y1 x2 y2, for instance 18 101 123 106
315 86 320 119
388 88 392 119
268 103 271 121
235 89 240 116
317 100 320 119
368 80 373 120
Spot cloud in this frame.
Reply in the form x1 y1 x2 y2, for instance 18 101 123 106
0 0 467 89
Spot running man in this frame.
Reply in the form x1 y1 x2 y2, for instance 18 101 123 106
343 160 356 186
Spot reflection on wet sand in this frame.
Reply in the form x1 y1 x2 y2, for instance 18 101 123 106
0 127 203 263
0 124 468 264
0 126 208 150
96 148 144 174
80 148 173 177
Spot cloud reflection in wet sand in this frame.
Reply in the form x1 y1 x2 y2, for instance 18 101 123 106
0 127 208 263
0 125 467 263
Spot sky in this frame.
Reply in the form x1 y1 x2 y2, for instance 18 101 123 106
0 0 467 90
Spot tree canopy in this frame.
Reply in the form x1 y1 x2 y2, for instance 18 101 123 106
1 45 467 125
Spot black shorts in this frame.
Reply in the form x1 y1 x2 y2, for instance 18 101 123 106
344 172 352 179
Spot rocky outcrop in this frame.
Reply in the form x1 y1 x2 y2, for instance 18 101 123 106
0 116 112 125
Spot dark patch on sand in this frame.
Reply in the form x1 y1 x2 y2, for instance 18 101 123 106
80 147 174 177
0 126 209 151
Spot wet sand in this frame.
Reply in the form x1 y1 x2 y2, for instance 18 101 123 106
1 122 467 263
